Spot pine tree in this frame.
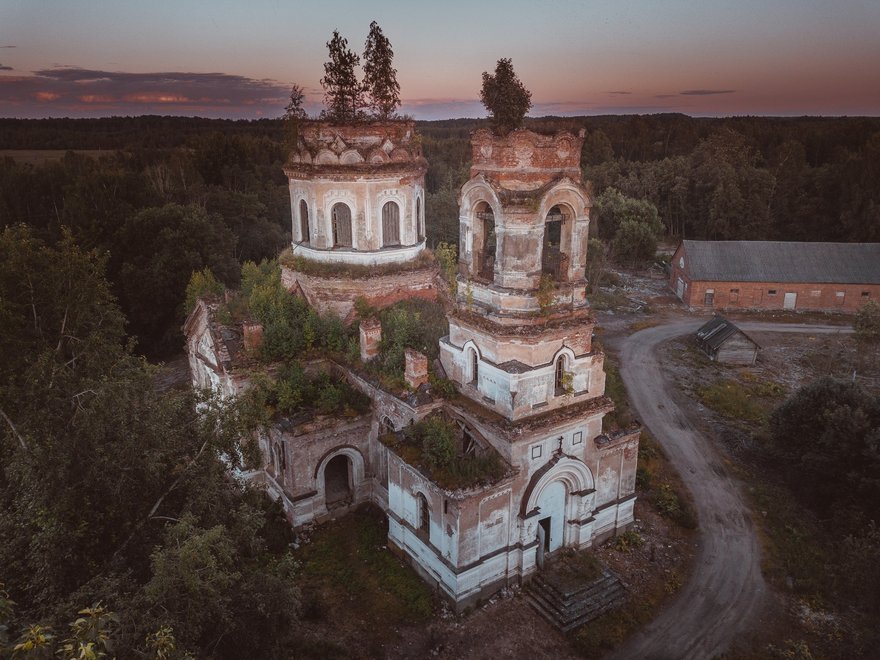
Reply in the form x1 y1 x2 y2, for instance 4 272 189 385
480 58 532 134
362 21 400 120
320 30 363 123
283 83 307 151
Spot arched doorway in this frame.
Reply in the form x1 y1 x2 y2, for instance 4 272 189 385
474 202 496 281
331 203 353 248
536 481 566 565
299 199 310 244
324 454 352 505
542 205 570 281
382 201 400 246
416 197 424 241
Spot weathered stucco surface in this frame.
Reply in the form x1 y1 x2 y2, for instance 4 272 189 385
184 124 640 611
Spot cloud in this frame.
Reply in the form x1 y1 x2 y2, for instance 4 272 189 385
0 45 16 49
608 91 631 95
0 64 12 71
679 89 736 96
655 94 676 99
399 97 485 120
0 66 292 118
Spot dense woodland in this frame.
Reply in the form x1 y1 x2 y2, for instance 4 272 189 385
2 114 880 656
2 114 879 355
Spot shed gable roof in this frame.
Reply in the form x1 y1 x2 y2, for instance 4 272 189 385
682 240 880 284
695 315 759 351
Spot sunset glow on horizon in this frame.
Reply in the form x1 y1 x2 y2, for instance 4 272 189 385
2 0 879 120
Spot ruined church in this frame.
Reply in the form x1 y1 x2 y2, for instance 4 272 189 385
185 117 640 609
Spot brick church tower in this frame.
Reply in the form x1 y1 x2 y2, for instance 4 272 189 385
439 127 638 564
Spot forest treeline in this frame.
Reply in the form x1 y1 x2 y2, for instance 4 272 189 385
2 114 880 356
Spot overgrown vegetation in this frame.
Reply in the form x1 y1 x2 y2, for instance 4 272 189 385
358 298 450 391
281 247 435 279
248 363 372 421
219 258 359 363
383 416 507 490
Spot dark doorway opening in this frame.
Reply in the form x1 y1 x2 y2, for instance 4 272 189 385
325 455 351 505
539 517 552 552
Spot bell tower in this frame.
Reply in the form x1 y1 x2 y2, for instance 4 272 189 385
440 127 606 421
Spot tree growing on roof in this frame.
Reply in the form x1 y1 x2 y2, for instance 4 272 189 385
320 30 363 123
480 58 532 135
362 21 401 120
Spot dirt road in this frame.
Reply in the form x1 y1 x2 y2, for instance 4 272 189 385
606 319 851 660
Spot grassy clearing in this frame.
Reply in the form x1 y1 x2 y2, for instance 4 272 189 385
295 505 434 643
695 374 785 426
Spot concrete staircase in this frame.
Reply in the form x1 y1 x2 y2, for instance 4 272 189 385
526 565 627 632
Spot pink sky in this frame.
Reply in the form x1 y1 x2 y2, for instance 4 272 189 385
2 0 879 119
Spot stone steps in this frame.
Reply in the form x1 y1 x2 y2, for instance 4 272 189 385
526 567 627 633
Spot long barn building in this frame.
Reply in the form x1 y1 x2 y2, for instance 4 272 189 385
670 240 880 312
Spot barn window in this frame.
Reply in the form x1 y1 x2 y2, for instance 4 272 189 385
331 203 352 247
768 289 777 296
730 288 739 303
704 289 715 306
862 291 871 298
382 201 400 246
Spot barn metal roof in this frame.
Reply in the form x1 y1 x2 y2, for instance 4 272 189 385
695 315 759 351
682 240 880 284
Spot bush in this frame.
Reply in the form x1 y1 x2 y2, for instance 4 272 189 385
768 377 880 517
420 417 456 470
185 267 224 313
854 299 880 344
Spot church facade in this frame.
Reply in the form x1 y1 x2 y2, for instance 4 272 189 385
185 121 640 609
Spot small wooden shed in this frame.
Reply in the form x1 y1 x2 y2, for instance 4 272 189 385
695 315 760 365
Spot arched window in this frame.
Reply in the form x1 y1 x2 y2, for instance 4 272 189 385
416 197 424 241
382 201 400 246
466 346 479 386
299 200 310 243
541 205 572 282
417 492 430 534
474 202 496 281
555 355 567 395
331 203 352 248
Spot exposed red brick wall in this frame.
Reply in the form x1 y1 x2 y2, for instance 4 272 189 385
678 277 878 312
668 243 878 312
470 128 584 187
281 265 438 322
404 348 428 389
